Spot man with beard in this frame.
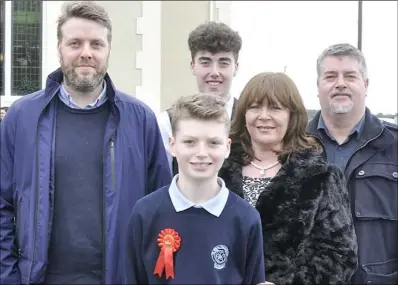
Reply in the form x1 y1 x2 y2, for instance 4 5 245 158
0 2 171 284
307 43 398 284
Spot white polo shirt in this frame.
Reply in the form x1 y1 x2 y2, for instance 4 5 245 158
168 174 229 217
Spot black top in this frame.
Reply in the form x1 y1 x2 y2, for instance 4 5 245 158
45 98 110 284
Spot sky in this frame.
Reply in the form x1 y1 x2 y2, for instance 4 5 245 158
229 1 397 114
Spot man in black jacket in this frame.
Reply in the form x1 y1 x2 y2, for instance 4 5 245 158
307 43 398 285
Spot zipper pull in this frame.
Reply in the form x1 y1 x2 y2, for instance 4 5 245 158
110 138 115 148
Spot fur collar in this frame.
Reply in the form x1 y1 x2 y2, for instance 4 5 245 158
219 146 328 198
219 145 358 284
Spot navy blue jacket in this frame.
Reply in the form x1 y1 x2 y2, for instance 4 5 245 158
0 69 172 284
307 108 398 284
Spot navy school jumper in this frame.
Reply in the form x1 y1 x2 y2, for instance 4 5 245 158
124 185 265 285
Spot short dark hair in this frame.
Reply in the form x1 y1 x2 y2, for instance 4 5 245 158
0 107 9 111
188 21 242 61
57 1 112 44
317 43 368 79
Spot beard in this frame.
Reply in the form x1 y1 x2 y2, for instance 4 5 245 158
330 100 354 114
60 56 108 93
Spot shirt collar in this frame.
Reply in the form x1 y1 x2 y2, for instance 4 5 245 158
59 81 108 109
225 94 235 120
318 114 365 140
168 174 229 217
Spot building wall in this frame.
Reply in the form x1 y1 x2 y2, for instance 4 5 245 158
97 1 142 97
160 1 211 111
1 1 233 113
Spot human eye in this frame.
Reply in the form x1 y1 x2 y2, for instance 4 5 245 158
210 140 222 146
92 41 105 49
268 102 281 110
68 41 80 48
325 75 335 79
220 61 230 67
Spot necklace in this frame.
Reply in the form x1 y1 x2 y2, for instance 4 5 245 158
250 161 280 176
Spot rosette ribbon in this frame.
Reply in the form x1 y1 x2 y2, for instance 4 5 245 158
153 228 181 279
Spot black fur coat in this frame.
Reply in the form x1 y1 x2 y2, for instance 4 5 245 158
219 147 358 284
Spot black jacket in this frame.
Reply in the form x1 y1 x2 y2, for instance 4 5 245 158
219 147 358 284
307 108 398 284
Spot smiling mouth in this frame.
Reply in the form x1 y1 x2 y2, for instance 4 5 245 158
332 94 351 98
190 162 212 168
257 126 275 131
207 81 222 86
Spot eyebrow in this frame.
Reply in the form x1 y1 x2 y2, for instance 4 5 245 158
198 56 212 62
345 71 358 74
218 57 232 62
207 136 223 140
324 70 358 74
181 135 223 140
66 37 105 43
197 57 232 63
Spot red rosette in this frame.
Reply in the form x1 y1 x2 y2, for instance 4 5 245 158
153 228 181 279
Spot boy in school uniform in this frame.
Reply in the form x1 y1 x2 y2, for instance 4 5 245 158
124 93 265 285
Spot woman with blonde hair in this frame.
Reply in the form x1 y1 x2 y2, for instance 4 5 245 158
219 72 358 284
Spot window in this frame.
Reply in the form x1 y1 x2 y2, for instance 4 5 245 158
11 1 42 95
0 1 4 96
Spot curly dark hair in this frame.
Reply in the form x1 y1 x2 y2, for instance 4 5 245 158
188 21 242 61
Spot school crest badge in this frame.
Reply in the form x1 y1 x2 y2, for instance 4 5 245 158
211 245 229 270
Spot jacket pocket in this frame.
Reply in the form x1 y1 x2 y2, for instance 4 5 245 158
354 163 397 220
15 195 25 257
353 163 398 284
361 258 398 284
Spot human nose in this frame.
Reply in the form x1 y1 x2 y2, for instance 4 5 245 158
209 64 221 78
258 106 271 119
196 142 209 158
80 43 93 59
335 74 347 89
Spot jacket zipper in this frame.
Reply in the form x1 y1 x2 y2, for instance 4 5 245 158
27 88 60 283
16 196 23 258
102 137 115 283
343 128 384 180
110 138 115 191
27 126 40 282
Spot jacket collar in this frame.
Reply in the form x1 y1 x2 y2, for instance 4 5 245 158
220 146 329 198
307 107 392 151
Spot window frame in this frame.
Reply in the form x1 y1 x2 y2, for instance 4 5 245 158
0 1 6 96
10 0 43 96
1 0 43 101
